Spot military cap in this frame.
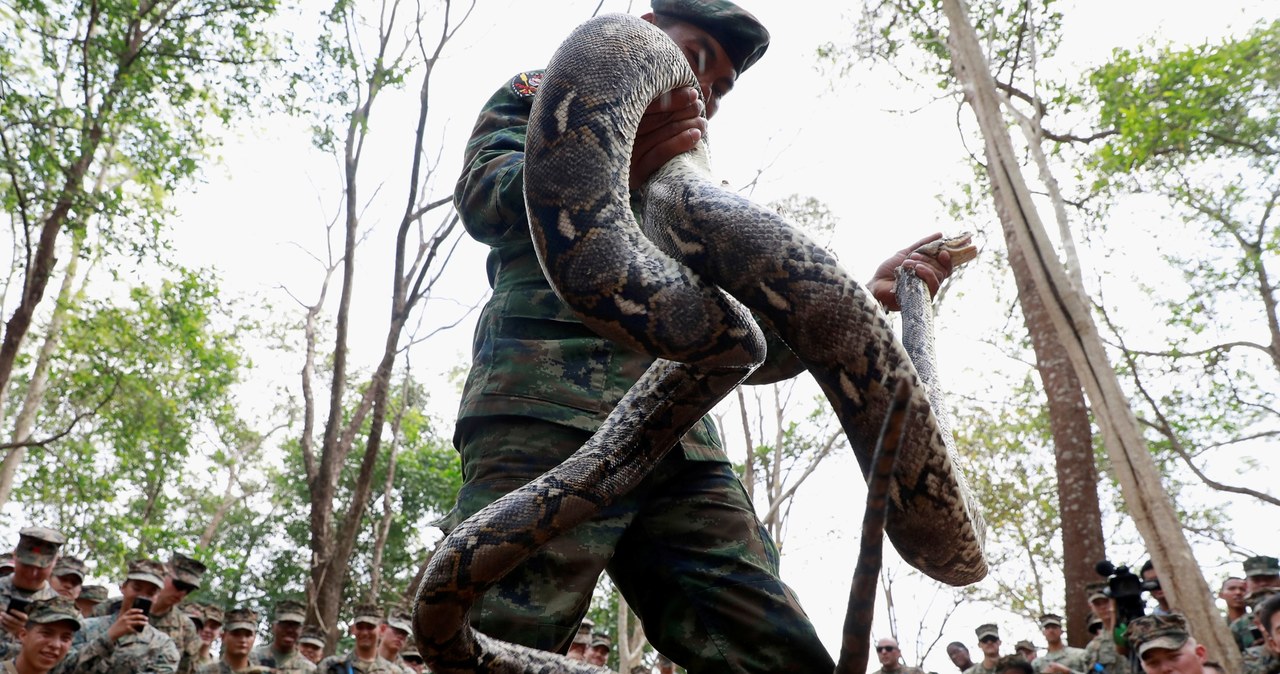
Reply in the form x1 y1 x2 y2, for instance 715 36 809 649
1087 612 1104 633
1013 640 1036 653
1243 555 1280 578
1038 613 1064 628
15 526 65 568
202 603 225 625
125 558 167 587
299 625 326 648
181 602 205 626
589 632 611 650
26 597 82 629
1246 587 1279 609
384 606 412 634
224 607 259 633
273 598 307 624
79 584 109 603
0 552 13 572
1126 613 1190 658
572 622 592 646
352 601 381 626
650 0 770 75
1085 581 1110 602
402 644 423 663
976 623 1000 640
53 555 87 580
168 552 207 589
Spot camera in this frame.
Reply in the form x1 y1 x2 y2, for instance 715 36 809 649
1096 560 1156 625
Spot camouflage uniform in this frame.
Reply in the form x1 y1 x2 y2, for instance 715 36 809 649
151 607 202 674
443 4 833 672
251 647 315 673
963 662 998 674
1233 614 1259 650
873 665 927 674
1082 632 1127 674
315 654 401 674
1033 647 1088 674
0 527 65 653
1243 645 1280 674
75 612 180 673
0 596 82 674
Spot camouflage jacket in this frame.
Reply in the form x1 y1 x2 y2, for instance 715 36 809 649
194 662 274 674
1034 646 1089 674
251 644 316 673
1083 631 1129 674
1233 614 1259 650
315 653 401 674
1244 645 1279 674
963 661 998 674
150 607 202 674
873 665 927 674
0 576 60 652
75 611 180 674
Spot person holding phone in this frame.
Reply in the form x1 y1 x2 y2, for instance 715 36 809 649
0 527 65 651
73 558 179 673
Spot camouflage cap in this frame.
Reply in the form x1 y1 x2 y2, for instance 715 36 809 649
202 603 225 626
572 621 592 646
976 623 1000 640
273 598 307 624
1246 587 1279 609
385 606 412 634
224 607 259 633
15 526 66 568
650 0 770 76
125 558 167 587
402 644 423 662
0 552 13 571
53 555 87 580
1085 581 1110 603
168 552 207 588
26 596 82 630
298 625 326 647
1243 555 1280 577
79 584 109 603
589 632 612 650
181 603 205 629
1126 613 1190 659
1038 613 1064 628
1013 640 1036 653
352 602 381 626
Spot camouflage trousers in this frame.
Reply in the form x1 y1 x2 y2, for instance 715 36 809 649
445 416 834 674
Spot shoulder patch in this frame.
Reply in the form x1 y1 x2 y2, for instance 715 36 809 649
510 71 544 99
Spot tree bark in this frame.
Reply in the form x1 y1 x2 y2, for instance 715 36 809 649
940 0 1241 667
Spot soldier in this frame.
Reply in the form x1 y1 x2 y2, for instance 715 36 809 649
196 604 224 668
965 625 1002 674
182 604 205 634
566 619 592 662
1221 577 1248 625
873 637 927 674
196 607 269 674
398 645 424 674
1140 561 1171 616
445 1 958 672
148 552 207 674
996 655 1035 674
949 642 976 673
0 597 81 674
1033 614 1087 674
1014 641 1037 663
1082 583 1128 674
585 633 611 669
295 627 324 665
49 557 86 601
250 598 313 673
0 554 13 579
76 587 108 619
0 527 65 648
1235 556 1280 651
315 603 398 673
74 558 180 673
375 607 412 673
1243 592 1280 674
1124 613 1207 674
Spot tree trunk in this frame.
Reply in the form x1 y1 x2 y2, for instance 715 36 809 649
940 0 1241 667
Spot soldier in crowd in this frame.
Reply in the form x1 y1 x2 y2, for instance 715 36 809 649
966 625 1002 674
1014 641 1037 663
76 586 108 619
1033 613 1087 674
949 642 976 673
1 597 81 674
1124 613 1207 674
196 607 264 674
295 627 324 665
196 604 224 668
0 527 65 650
0 554 13 578
872 637 926 674
566 619 593 662
374 607 413 673
250 598 314 673
585 633 611 669
398 645 424 674
1244 592 1280 674
1221 577 1248 625
996 655 1035 674
49 557 86 601
315 603 399 673
1083 582 1128 674
1141 560 1171 616
1235 556 1280 651
74 558 180 673
146 553 207 674
1085 613 1103 638
182 605 205 634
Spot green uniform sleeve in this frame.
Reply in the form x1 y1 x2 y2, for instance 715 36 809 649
453 72 538 247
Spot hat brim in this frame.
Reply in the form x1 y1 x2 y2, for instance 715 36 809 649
353 616 381 626
225 622 258 634
298 637 325 647
977 632 1000 640
275 612 306 624
1138 635 1189 658
126 572 164 587
387 619 412 633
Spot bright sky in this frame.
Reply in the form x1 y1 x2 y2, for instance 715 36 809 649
163 0 1276 671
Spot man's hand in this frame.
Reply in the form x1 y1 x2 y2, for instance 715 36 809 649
867 232 955 311
629 86 705 190
0 608 26 637
107 608 149 641
1042 663 1073 674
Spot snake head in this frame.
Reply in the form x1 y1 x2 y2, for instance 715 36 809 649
914 232 978 269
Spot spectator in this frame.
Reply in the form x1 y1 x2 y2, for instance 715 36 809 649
196 604 224 668
996 655 1035 674
1220 577 1248 625
1033 613 1087 674
873 637 926 674
1125 613 1206 674
251 598 314 672
966 625 1002 674
949 642 976 673
0 527 65 649
296 626 325 665
48 556 86 601
1234 556 1280 651
1014 641 1037 663
566 619 593 662
73 558 180 673
1083 582 1128 674
400 644 425 673
196 607 259 674
0 553 13 578
1141 560 1171 615
587 633 611 668
150 552 208 674
1243 592 1280 674
76 585 108 619
375 606 414 671
2 597 81 674
316 602 399 673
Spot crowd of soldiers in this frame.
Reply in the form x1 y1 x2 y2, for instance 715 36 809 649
870 555 1280 674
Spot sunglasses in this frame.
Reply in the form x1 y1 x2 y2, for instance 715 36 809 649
174 581 198 594
876 646 898 653
979 637 1000 644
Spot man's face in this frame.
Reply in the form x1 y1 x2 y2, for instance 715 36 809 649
122 579 161 609
379 623 408 653
156 574 195 611
1219 579 1247 609
273 620 302 652
298 642 323 664
1143 568 1166 601
20 621 76 671
979 636 1001 657
11 560 53 592
224 627 256 658
1016 648 1036 661
654 18 736 119
1266 611 1280 657
1042 624 1063 645
566 643 586 661
1247 574 1280 594
586 645 609 667
877 639 901 667
948 645 973 668
1091 597 1115 623
50 574 82 600
74 599 98 618
200 620 222 646
1139 642 1207 674
351 621 378 650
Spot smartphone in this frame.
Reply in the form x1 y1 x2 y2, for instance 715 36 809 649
131 597 153 632
6 596 30 616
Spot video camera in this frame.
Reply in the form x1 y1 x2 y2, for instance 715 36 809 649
1095 560 1158 625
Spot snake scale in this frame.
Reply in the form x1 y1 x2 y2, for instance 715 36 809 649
414 13 986 674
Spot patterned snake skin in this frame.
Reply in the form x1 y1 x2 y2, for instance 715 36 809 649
413 14 987 674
